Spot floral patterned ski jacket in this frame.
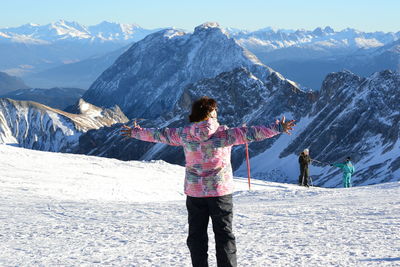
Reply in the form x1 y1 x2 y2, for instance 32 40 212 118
131 118 282 197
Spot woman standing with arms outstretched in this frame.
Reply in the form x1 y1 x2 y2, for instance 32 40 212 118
121 96 295 267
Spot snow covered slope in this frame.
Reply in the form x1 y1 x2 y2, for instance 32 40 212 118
0 98 128 151
0 145 398 266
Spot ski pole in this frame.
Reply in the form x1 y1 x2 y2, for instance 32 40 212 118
312 159 329 165
245 142 251 190
242 122 251 190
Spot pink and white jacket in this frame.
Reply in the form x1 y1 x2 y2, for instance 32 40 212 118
131 118 282 197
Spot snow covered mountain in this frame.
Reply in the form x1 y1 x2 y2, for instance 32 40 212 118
83 22 276 119
2 21 398 90
0 72 29 94
229 27 400 89
0 87 85 109
77 23 400 187
1 22 398 188
79 22 315 165
235 70 400 187
78 66 313 163
0 98 128 152
77 69 400 187
0 20 157 44
230 26 400 61
0 20 160 77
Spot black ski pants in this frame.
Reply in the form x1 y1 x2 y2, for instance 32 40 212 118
186 194 237 267
299 166 309 186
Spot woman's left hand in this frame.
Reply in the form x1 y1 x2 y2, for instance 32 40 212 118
277 116 296 135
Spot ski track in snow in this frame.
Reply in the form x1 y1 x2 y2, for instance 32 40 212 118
0 145 399 266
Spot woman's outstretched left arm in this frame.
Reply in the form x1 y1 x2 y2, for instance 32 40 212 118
211 116 295 147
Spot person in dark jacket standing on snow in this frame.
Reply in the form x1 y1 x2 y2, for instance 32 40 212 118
298 148 311 186
120 96 296 267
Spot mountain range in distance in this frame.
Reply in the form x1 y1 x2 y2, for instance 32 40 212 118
0 20 399 90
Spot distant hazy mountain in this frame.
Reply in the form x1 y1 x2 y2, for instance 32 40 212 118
230 26 399 60
0 87 85 109
0 72 29 94
0 20 161 76
0 20 158 44
23 45 130 89
264 40 400 90
228 26 400 89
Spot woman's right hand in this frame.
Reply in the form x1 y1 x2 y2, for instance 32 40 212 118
120 125 133 137
120 120 142 137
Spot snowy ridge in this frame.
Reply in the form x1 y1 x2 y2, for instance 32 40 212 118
0 98 128 152
0 145 399 265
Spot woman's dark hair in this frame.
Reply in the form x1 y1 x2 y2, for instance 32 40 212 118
189 96 217 122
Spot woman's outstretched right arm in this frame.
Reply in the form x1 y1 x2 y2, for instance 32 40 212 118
120 124 183 146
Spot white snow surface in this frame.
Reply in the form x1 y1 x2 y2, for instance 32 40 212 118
0 145 399 266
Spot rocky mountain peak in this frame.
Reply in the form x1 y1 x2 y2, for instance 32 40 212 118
324 26 335 34
312 27 324 36
194 22 221 32
319 70 363 99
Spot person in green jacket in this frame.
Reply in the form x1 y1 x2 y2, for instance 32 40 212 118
331 157 355 188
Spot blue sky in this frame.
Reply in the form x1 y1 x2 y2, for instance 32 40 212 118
1 0 399 32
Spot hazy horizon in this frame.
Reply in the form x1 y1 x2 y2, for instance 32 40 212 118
1 0 399 32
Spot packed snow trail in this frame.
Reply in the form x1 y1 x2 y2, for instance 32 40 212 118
0 145 399 266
